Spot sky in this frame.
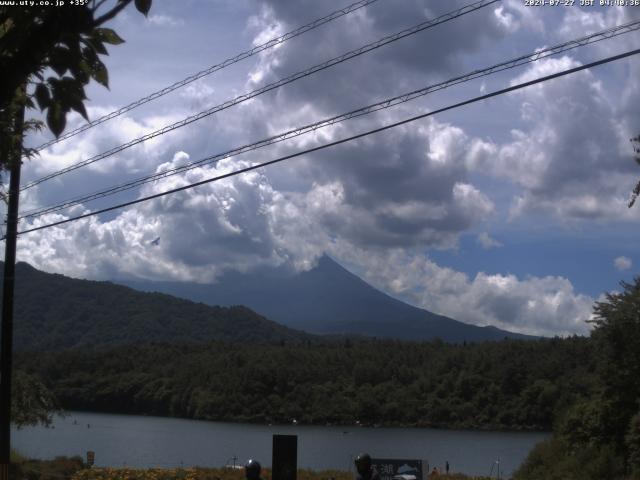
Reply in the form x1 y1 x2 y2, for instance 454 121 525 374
5 0 640 337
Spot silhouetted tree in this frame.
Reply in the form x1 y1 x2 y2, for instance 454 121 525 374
0 0 152 173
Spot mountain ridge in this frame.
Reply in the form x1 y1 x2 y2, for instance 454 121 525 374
1 261 314 351
120 255 535 342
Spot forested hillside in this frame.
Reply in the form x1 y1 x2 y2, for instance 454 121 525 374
18 337 594 430
4 262 313 350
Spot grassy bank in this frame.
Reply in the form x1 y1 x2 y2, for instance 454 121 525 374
10 453 85 479
9 455 495 480
71 469 493 480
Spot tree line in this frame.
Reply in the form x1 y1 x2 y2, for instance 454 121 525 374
514 278 640 480
18 336 594 431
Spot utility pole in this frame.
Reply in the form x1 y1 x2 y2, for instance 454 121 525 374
0 95 25 480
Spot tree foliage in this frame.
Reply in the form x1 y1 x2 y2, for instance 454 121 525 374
17 336 595 431
590 278 640 446
627 412 640 474
0 0 152 170
11 370 58 428
516 277 640 480
0 0 152 428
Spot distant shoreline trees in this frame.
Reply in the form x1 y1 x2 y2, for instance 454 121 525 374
18 336 595 432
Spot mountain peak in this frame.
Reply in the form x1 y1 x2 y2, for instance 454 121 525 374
122 258 536 342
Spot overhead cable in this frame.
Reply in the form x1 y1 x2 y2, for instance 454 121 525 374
12 47 640 238
32 0 382 152
22 0 498 191
20 19 640 220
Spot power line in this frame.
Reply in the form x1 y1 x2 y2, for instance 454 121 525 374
21 0 498 191
13 47 640 238
24 0 496 189
31 0 382 152
19 19 640 221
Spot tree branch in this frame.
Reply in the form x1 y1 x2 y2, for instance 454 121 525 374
92 0 132 27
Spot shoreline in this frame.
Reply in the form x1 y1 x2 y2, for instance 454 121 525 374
15 410 546 477
54 408 551 434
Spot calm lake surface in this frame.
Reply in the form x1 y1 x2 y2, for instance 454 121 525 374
13 411 548 478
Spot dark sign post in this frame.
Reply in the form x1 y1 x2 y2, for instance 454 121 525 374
371 458 423 480
272 434 297 480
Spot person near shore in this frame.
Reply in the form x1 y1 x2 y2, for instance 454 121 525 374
445 461 449 475
429 466 439 477
354 453 380 480
245 459 263 480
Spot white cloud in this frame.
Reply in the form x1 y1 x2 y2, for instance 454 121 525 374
493 6 517 34
614 256 632 271
500 0 546 33
338 249 594 337
467 55 640 223
29 106 190 178
558 6 640 57
148 14 185 28
477 232 502 249
16 155 328 282
248 0 513 114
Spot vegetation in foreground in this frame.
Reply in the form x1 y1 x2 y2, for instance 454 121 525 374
513 278 640 480
10 452 85 480
71 467 347 480
70 467 491 480
8 457 493 480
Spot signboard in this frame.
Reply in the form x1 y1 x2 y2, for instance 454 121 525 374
370 458 423 480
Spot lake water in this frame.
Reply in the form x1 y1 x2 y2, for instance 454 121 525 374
13 411 548 478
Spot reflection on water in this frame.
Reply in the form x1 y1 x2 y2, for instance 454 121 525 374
13 411 548 477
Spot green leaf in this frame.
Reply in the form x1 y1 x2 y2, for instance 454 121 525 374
93 28 125 46
56 78 89 121
49 57 67 76
74 60 91 85
134 0 152 16
81 45 98 66
49 47 73 76
51 77 88 123
90 59 109 89
86 37 108 55
34 84 50 111
46 103 66 138
69 98 89 122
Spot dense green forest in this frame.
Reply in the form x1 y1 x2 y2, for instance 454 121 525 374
6 262 315 350
18 336 594 431
514 278 640 480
